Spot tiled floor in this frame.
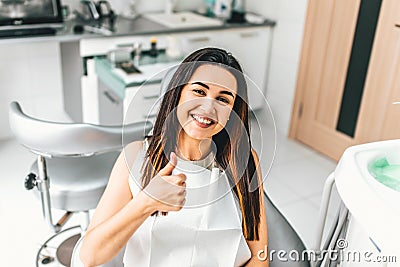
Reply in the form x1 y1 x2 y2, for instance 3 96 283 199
0 106 342 266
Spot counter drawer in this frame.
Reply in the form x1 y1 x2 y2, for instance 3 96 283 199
124 83 162 124
125 83 162 102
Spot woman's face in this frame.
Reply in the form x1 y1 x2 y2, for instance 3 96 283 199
177 64 237 140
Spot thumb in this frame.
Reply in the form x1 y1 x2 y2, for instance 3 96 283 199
158 152 177 176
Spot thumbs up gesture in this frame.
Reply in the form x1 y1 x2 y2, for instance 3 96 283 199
141 152 187 213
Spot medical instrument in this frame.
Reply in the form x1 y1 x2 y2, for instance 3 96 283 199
83 25 113 35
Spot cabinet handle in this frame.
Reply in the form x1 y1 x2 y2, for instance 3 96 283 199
240 32 259 38
395 24 400 28
117 43 137 48
103 91 120 104
143 94 160 100
187 37 210 43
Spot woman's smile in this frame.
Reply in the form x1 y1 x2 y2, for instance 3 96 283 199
190 114 216 128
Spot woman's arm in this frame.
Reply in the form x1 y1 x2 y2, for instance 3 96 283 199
80 141 154 267
244 149 269 267
80 142 186 267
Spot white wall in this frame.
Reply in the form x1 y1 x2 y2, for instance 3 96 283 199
247 0 309 136
0 42 68 139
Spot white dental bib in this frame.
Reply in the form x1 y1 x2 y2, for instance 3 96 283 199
124 145 251 266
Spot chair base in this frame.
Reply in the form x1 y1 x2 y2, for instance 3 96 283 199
36 226 81 267
57 234 82 267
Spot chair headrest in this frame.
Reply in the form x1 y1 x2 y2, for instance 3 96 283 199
9 102 152 157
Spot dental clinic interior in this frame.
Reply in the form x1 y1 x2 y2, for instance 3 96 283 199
1 0 399 266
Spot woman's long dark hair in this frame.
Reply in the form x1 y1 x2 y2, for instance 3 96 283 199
139 47 262 241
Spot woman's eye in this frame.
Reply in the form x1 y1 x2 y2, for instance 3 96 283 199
193 89 206 96
217 97 230 104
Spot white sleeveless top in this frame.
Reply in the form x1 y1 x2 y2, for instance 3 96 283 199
123 141 251 266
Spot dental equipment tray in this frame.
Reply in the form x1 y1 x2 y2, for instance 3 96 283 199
116 62 141 74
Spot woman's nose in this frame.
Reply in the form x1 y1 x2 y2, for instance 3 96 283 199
200 98 216 113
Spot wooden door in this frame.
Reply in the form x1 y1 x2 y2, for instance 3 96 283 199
290 0 400 161
355 0 400 142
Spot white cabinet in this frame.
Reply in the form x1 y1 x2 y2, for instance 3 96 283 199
174 31 214 54
80 35 169 57
89 78 162 126
98 78 124 125
123 83 161 124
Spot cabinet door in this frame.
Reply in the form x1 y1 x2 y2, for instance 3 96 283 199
176 31 214 55
98 78 123 126
123 83 162 124
217 28 271 110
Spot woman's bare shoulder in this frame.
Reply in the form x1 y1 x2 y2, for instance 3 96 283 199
122 141 145 166
125 140 145 152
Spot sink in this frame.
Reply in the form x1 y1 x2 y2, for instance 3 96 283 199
353 142 400 212
143 12 223 29
334 139 400 255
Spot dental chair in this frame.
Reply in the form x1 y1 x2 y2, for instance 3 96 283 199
265 192 310 266
9 101 152 267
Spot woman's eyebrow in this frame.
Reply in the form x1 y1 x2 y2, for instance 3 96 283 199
219 90 235 98
190 82 235 98
190 81 209 89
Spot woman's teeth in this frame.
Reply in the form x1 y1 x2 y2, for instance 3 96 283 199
192 114 213 125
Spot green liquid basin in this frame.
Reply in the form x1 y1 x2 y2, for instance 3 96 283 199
368 157 400 192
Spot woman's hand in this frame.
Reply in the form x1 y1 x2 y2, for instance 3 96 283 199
139 152 187 213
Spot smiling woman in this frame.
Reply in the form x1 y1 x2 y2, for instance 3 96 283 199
80 48 268 267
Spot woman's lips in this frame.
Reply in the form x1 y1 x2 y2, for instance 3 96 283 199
191 114 216 128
